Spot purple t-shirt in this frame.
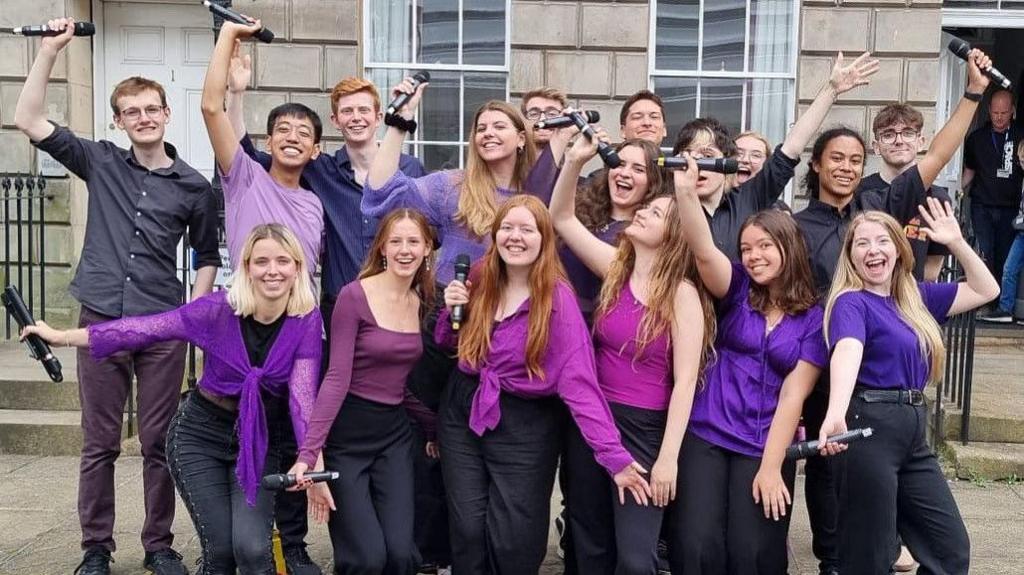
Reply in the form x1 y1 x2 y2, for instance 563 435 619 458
827 282 958 391
688 263 828 457
593 282 673 410
434 281 634 476
220 148 324 279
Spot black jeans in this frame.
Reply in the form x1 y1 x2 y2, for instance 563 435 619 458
166 391 283 575
802 381 841 573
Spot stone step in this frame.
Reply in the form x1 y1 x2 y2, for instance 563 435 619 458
944 441 1024 481
938 410 1024 444
0 409 133 456
0 379 80 410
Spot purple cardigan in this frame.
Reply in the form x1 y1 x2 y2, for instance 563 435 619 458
87 291 323 505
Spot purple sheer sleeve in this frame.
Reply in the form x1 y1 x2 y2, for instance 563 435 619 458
361 170 455 230
87 294 220 361
522 146 558 205
287 309 324 454
434 308 459 351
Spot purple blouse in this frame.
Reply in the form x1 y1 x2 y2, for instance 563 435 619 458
688 263 828 457
827 282 958 391
434 281 634 476
298 281 432 466
560 219 629 313
87 291 323 504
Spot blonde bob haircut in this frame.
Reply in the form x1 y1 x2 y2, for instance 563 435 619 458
227 223 317 318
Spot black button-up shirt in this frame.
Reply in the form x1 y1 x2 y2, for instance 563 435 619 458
34 125 220 317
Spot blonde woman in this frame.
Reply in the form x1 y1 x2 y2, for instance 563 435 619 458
820 201 998 574
23 224 323 574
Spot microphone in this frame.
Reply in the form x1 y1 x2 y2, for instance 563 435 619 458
785 427 873 461
202 0 275 43
535 110 599 130
7 22 96 36
657 156 741 174
2 286 63 383
450 254 471 331
386 71 431 116
948 38 1011 90
261 470 340 491
570 111 621 168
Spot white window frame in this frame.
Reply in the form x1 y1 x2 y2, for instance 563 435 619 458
362 0 512 169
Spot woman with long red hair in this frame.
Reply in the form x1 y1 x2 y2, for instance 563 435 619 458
436 195 649 575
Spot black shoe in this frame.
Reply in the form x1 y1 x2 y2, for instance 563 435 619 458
74 547 112 575
144 548 188 575
979 309 1014 323
284 545 323 575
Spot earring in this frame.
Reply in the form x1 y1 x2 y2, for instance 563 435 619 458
382 256 388 270
425 258 431 272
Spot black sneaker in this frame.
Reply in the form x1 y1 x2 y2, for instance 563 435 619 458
144 548 188 575
74 547 112 575
979 309 1014 323
284 545 322 575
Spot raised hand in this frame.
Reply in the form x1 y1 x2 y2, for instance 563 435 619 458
917 198 963 247
829 51 881 95
390 76 429 119
228 39 252 94
565 125 606 165
672 152 701 199
965 48 993 93
221 19 264 41
613 461 652 507
39 18 77 54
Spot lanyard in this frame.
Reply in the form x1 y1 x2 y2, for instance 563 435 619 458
992 127 1011 154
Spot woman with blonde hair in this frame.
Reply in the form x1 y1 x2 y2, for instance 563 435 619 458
22 223 322 574
819 201 998 575
733 130 772 186
550 127 714 574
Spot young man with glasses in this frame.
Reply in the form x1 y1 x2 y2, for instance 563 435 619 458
521 87 569 149
14 18 219 575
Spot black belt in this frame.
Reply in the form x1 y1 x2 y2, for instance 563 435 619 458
854 387 925 406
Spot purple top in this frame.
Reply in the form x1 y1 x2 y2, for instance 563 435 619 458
560 220 629 313
827 282 958 391
434 281 634 475
688 263 828 457
298 281 433 466
220 148 324 281
361 147 557 285
87 292 322 505
593 282 673 410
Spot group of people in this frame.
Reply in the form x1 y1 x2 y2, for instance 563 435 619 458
11 15 1010 575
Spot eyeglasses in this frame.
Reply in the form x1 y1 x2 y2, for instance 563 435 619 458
683 147 724 160
525 107 562 121
877 129 919 145
119 106 166 122
272 122 315 140
736 150 766 162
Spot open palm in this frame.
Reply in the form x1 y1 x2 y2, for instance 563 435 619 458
917 197 963 246
830 51 880 95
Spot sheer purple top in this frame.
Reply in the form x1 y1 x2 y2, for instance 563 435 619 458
87 291 323 505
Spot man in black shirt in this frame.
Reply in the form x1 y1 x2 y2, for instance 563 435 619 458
14 19 219 575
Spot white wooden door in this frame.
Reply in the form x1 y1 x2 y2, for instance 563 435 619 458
101 1 215 180
935 31 967 198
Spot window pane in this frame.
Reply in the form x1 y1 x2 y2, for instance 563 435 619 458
419 144 463 172
942 1 998 6
464 0 506 65
418 0 459 64
463 73 508 140
749 0 793 73
700 78 744 136
656 0 699 71
367 0 413 63
653 77 698 148
368 68 406 140
420 71 462 143
746 78 791 145
702 0 745 72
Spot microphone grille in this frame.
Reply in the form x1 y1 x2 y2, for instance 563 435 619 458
414 71 431 83
948 38 970 57
722 158 740 174
583 110 600 123
76 22 96 35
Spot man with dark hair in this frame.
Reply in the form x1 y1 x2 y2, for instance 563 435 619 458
620 90 667 144
14 18 219 575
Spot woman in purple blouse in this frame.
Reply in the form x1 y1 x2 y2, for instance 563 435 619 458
285 208 438 575
550 128 715 574
819 202 998 575
672 155 829 575
23 224 322 574
435 194 649 575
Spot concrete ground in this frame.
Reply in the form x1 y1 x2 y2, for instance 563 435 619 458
0 455 1022 574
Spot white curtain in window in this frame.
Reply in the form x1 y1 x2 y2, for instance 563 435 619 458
367 0 412 63
747 0 791 144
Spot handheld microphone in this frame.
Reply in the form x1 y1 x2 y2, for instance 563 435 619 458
450 254 471 331
261 470 340 491
785 427 873 460
7 22 96 37
947 38 1011 90
386 71 431 116
535 110 599 130
202 0 275 43
657 156 740 174
570 111 621 168
2 286 63 383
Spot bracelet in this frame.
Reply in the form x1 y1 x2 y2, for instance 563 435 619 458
964 91 983 103
384 113 417 135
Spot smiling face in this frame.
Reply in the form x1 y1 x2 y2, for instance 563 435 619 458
247 238 299 303
734 135 769 185
607 145 652 213
740 224 783 286
474 109 525 164
332 90 381 145
523 95 563 146
813 135 865 203
496 206 542 270
621 99 667 144
624 195 673 249
872 121 924 171
266 114 320 171
113 89 169 147
850 220 899 292
379 217 430 279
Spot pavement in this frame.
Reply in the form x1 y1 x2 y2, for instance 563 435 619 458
0 454 1022 574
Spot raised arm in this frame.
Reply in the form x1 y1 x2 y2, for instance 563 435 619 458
224 39 251 140
673 154 733 298
367 78 428 190
202 21 263 174
14 18 79 142
550 128 618 278
918 198 999 314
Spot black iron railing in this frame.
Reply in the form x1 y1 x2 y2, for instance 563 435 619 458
2 173 54 337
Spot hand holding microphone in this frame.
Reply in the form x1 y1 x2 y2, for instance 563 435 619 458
202 0 275 43
387 72 431 117
4 286 64 383
790 427 873 460
658 156 740 174
948 39 1008 90
567 111 621 168
5 19 95 38
447 255 472 331
262 470 340 490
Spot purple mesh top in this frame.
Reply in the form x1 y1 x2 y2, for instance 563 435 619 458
560 219 628 313
87 291 323 505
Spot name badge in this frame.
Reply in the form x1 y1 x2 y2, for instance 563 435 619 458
997 168 1012 179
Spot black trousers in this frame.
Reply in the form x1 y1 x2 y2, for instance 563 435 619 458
411 421 451 566
566 403 667 575
839 397 969 575
323 395 420 575
439 371 563 575
802 381 841 573
668 434 795 575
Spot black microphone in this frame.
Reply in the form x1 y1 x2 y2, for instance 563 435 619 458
570 112 621 168
202 0 275 43
657 156 741 174
2 286 63 383
261 470 340 491
948 38 1011 90
8 22 96 36
450 254 471 331
785 427 873 461
386 71 431 116
535 110 599 130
